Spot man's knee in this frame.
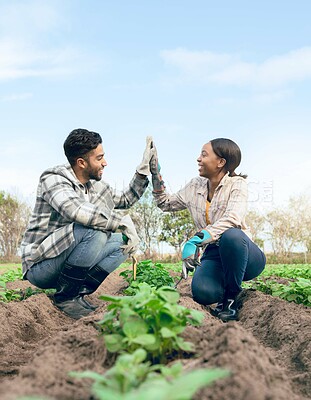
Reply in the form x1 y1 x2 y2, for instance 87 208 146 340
73 224 108 246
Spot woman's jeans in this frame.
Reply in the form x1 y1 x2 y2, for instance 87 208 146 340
26 224 127 289
191 228 266 305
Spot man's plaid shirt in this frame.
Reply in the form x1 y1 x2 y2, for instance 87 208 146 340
21 164 148 275
153 173 250 242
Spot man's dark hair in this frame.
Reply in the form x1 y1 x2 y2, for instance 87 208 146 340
64 128 102 166
210 138 247 179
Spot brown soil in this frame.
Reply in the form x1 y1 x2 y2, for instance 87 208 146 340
0 271 310 400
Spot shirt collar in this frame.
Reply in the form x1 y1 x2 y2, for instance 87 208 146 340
217 172 231 188
66 164 90 190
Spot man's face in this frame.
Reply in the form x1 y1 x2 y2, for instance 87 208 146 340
83 144 107 181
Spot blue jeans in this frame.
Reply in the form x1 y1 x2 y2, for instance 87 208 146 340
191 228 266 305
26 224 127 289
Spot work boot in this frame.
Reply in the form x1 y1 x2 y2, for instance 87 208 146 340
53 263 93 319
78 265 110 310
210 301 224 317
53 297 93 319
218 292 242 322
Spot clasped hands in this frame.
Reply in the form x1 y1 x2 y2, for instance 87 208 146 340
136 136 163 189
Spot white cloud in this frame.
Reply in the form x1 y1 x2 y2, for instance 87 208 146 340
0 38 81 80
161 47 311 88
1 92 33 102
251 89 291 104
0 1 64 37
0 1 100 81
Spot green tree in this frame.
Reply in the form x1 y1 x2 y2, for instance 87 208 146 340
159 209 196 257
0 191 31 261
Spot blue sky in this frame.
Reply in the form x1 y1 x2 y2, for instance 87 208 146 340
1 0 311 211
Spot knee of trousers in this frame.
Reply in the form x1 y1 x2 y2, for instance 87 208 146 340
93 230 110 247
191 278 223 306
219 228 246 247
109 233 127 254
73 224 109 247
110 232 124 245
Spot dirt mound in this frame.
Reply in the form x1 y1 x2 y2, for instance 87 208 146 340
0 271 310 400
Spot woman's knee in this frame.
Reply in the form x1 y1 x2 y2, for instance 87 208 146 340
219 228 246 247
191 276 223 305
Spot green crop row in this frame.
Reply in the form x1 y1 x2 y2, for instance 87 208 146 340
243 276 311 307
0 268 55 303
120 260 176 295
98 283 203 363
70 281 229 399
71 348 228 400
261 264 311 280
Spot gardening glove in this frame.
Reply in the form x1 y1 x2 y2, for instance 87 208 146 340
136 136 154 176
119 214 140 255
181 229 212 279
182 248 200 279
150 144 165 192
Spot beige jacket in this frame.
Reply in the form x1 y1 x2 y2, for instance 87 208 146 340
153 173 251 242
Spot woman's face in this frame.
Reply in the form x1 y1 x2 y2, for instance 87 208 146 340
197 142 225 178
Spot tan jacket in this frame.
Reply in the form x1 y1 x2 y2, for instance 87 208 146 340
153 173 251 242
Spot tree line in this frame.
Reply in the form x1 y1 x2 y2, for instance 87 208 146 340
0 191 30 262
0 189 310 262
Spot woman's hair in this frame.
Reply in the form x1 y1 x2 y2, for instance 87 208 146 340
64 128 102 166
210 138 247 179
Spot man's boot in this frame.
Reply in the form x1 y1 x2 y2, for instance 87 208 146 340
53 263 93 319
78 265 110 310
218 292 242 322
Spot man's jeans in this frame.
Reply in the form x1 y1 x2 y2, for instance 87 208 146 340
26 224 127 289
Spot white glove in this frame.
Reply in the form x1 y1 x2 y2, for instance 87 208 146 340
119 214 140 255
136 136 153 175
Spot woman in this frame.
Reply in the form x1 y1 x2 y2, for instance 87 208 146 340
150 138 266 321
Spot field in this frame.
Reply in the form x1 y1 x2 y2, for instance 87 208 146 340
0 263 310 400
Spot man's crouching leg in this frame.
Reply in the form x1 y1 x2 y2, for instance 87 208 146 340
78 233 128 309
53 262 93 319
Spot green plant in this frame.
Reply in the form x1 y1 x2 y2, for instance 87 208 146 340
70 348 229 400
0 267 23 282
0 283 23 302
0 280 55 303
243 276 311 306
98 283 204 363
261 264 311 280
120 260 175 295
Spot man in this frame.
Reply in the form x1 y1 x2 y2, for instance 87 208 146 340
21 128 153 319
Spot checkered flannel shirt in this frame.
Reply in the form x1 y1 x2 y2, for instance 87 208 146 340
153 173 250 242
21 164 148 275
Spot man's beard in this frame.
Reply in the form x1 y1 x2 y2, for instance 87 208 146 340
87 168 102 181
89 172 101 181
